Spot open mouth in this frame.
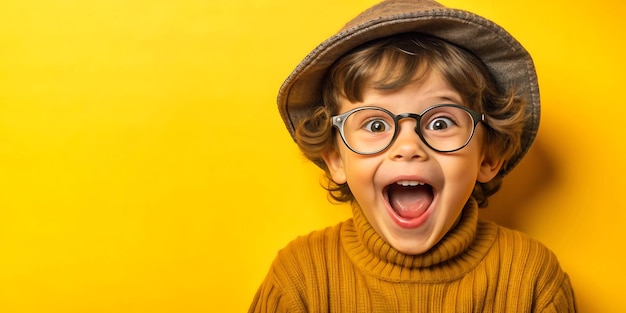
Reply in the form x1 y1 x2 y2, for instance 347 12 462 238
386 181 434 219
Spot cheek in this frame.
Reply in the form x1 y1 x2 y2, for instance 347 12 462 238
340 153 382 193
438 151 483 192
342 155 375 180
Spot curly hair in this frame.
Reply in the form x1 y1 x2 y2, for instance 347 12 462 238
294 33 527 208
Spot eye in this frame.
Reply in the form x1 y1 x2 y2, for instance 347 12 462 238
426 117 455 131
363 119 391 133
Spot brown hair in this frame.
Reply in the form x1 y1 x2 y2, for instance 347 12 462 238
295 33 527 207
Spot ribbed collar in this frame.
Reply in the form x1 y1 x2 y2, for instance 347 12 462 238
340 198 498 283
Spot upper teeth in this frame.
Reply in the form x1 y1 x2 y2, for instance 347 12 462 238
397 180 425 187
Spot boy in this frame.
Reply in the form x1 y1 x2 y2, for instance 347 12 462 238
250 0 577 311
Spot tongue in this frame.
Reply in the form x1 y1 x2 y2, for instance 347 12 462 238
389 185 433 219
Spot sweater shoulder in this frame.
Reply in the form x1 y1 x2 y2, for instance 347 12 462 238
270 220 347 277
254 221 347 311
279 220 345 256
486 221 559 261
481 220 573 307
478 220 567 282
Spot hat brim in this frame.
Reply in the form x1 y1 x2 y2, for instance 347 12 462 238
278 1 539 176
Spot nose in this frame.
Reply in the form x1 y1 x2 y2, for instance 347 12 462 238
388 119 428 161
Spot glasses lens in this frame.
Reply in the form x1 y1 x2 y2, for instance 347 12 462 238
419 105 476 152
342 108 395 154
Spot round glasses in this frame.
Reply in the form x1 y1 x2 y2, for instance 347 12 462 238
331 104 485 155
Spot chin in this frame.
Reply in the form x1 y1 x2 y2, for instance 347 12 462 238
390 237 436 255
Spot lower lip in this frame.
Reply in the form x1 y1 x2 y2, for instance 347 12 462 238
386 203 432 229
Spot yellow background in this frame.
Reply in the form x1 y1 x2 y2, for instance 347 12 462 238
0 0 624 312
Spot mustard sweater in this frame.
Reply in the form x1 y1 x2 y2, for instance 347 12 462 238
249 199 577 312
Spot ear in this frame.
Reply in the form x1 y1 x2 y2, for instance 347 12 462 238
322 148 347 184
477 155 505 183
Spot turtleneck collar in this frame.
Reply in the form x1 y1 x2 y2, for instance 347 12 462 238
340 198 498 283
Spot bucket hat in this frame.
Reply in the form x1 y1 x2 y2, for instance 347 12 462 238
278 0 539 176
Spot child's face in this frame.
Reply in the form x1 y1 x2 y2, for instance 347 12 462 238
323 70 503 255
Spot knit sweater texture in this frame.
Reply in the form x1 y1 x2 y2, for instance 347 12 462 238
249 199 577 312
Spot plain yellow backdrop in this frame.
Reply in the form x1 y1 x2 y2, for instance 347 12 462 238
0 0 625 312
